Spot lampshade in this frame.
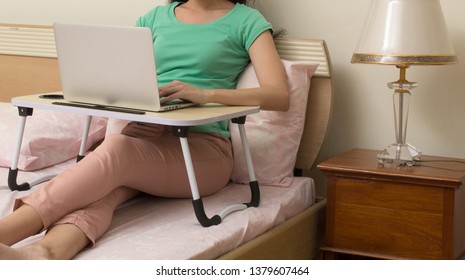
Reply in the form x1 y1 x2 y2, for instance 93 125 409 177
352 0 457 66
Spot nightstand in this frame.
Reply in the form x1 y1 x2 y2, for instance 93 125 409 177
318 148 465 259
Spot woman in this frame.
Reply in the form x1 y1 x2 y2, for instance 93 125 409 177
0 0 288 260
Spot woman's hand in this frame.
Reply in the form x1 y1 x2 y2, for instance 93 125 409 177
158 80 211 104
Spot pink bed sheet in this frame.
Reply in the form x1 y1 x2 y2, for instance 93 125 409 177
0 158 315 260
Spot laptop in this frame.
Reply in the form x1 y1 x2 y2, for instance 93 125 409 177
52 23 195 113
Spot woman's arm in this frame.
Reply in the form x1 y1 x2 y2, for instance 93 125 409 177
158 31 290 111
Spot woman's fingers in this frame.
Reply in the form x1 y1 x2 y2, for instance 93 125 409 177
158 81 206 104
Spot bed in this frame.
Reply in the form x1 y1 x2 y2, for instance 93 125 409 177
0 23 333 259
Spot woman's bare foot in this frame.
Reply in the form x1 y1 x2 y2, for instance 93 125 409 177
0 243 50 260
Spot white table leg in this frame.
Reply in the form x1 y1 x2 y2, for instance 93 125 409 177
174 126 222 227
77 115 93 162
8 109 93 191
8 107 33 191
233 117 260 207
173 117 260 227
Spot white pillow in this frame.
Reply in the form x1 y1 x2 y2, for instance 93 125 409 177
0 103 107 171
230 60 318 187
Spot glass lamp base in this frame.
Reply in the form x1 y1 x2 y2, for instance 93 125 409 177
377 143 421 166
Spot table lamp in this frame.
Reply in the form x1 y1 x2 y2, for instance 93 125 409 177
351 0 457 165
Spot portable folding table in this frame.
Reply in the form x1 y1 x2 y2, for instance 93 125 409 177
8 93 260 227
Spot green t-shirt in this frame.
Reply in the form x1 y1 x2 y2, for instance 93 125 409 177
136 2 272 137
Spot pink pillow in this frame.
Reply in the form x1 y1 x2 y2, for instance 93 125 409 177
0 103 107 171
230 60 318 187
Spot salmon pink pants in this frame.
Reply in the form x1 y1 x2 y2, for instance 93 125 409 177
15 123 233 245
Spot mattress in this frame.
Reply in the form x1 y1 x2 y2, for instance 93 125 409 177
0 162 315 259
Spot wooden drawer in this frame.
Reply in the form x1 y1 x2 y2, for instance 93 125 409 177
331 177 444 213
328 177 445 259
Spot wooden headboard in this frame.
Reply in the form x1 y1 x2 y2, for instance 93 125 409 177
0 23 332 172
0 24 61 100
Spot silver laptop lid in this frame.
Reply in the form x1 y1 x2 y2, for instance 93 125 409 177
53 23 161 112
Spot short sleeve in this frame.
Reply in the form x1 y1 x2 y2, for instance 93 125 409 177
240 9 273 50
136 5 163 28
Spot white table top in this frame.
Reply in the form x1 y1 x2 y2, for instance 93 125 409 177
12 93 260 126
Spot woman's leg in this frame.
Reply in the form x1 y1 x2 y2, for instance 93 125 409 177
0 187 137 260
0 205 43 246
0 224 88 260
5 126 232 252
118 123 234 198
13 134 154 232
17 130 232 229
12 125 170 231
51 186 139 247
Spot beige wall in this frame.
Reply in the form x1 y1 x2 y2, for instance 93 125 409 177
0 0 165 25
2 0 465 191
